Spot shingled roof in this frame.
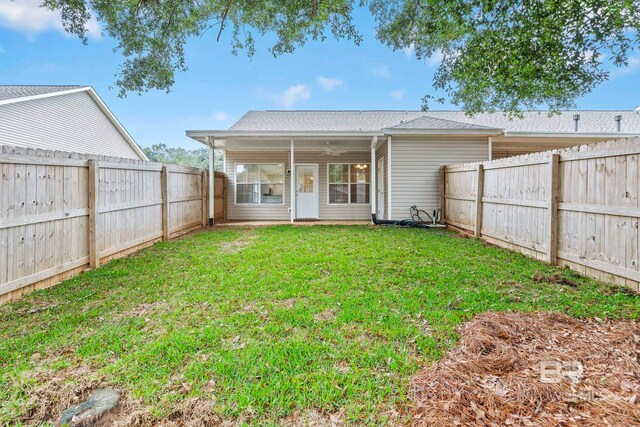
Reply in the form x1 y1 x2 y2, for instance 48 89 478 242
387 115 499 130
228 110 640 135
0 85 85 102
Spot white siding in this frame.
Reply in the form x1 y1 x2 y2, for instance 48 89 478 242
314 151 372 220
390 137 489 219
226 150 372 221
226 152 290 221
0 92 142 159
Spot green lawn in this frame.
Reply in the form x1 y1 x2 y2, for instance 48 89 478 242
1 225 638 426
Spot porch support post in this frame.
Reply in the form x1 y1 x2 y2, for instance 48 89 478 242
387 136 392 220
370 136 378 221
290 138 295 224
208 137 215 226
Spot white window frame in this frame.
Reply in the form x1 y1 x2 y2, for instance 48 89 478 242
235 162 285 205
327 163 371 205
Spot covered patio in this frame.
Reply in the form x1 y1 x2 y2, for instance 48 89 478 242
186 131 389 224
216 220 372 227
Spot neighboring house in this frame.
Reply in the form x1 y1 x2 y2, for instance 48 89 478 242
186 109 640 222
0 85 147 160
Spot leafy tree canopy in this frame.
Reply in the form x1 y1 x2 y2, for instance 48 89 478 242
43 0 640 114
143 143 224 170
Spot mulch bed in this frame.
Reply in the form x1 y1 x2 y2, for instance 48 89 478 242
412 312 640 426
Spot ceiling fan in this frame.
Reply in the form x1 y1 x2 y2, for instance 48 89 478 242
324 142 348 156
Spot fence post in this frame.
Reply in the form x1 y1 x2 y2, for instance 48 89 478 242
202 170 208 227
547 154 560 264
440 166 446 223
474 164 484 237
161 165 169 240
88 159 99 268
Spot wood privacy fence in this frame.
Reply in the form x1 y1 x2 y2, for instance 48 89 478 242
441 137 640 291
0 144 226 303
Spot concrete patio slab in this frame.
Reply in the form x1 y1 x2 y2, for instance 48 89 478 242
214 220 372 227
